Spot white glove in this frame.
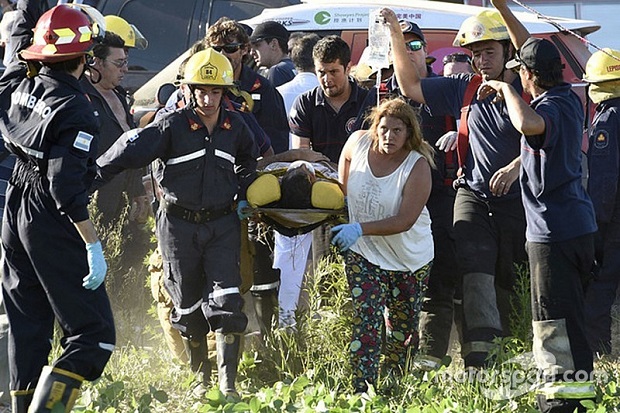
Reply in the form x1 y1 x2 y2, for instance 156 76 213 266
436 131 458 152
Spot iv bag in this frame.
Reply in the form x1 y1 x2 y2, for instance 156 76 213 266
366 9 390 69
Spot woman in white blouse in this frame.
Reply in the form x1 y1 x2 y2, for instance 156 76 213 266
332 97 435 393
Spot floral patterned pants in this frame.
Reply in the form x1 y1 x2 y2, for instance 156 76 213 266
346 250 432 392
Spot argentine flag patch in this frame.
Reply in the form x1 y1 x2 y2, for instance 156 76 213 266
73 131 93 152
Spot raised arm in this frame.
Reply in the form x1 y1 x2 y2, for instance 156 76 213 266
379 8 426 104
491 0 531 49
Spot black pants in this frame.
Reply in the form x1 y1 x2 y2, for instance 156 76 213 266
419 188 459 360
527 233 594 378
2 183 115 390
584 217 620 354
157 210 247 338
452 188 527 366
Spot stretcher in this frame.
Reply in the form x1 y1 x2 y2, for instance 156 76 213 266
253 206 347 236
248 161 347 235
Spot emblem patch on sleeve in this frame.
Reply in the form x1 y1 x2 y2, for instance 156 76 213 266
593 130 609 150
73 131 94 152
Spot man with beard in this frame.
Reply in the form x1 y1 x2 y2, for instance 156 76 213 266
289 35 371 164
383 7 528 368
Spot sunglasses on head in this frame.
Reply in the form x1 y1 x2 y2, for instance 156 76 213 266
213 43 243 54
405 39 425 52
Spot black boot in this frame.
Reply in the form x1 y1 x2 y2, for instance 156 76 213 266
10 390 33 413
28 366 83 412
182 336 211 388
216 333 242 397
252 290 278 336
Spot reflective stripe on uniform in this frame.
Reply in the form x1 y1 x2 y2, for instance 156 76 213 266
536 381 596 400
166 149 206 165
214 149 235 164
209 287 240 299
4 136 44 159
250 281 280 292
461 340 496 357
414 355 443 371
98 342 115 352
175 298 202 315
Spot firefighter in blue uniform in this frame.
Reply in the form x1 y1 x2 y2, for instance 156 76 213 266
583 48 620 356
0 2 115 412
95 48 258 396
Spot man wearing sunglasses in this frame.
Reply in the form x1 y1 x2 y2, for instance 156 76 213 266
205 17 289 155
81 31 152 298
383 6 528 371
354 20 462 372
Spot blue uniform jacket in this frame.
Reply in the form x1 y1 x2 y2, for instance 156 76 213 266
96 105 258 211
235 65 289 154
0 67 100 223
587 97 620 224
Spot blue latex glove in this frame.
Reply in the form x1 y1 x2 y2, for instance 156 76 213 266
331 223 363 251
83 241 107 290
237 200 253 220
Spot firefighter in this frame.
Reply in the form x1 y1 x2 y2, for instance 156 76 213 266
484 2 598 411
583 48 620 356
0 3 115 412
103 15 148 51
383 7 528 368
95 48 258 397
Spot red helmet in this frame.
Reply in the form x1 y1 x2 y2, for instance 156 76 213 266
21 5 96 63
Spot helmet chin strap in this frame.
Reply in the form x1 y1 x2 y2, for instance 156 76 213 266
188 87 222 119
85 57 102 84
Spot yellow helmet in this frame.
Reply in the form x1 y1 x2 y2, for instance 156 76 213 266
583 48 620 83
103 15 148 49
182 48 235 87
453 10 510 48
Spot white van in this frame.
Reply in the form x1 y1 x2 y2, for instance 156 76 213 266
132 0 600 115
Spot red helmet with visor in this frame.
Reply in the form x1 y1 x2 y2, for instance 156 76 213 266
21 5 98 63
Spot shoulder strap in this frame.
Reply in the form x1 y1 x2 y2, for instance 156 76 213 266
443 115 457 186
456 74 483 177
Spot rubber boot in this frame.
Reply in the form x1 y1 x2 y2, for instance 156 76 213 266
182 336 211 388
252 290 278 336
216 333 242 397
11 390 34 413
28 366 83 413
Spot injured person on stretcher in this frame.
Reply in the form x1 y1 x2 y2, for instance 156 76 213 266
246 149 347 236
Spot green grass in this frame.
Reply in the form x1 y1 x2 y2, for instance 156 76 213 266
67 211 620 412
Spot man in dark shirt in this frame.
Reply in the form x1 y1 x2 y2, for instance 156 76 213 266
204 17 289 154
289 35 370 163
583 48 620 357
484 2 597 411
249 20 296 87
96 48 258 397
383 6 527 369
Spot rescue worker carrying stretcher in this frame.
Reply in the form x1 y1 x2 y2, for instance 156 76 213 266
94 48 258 397
0 2 116 412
